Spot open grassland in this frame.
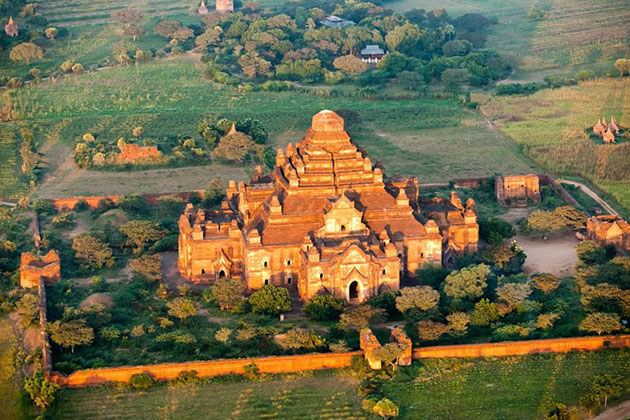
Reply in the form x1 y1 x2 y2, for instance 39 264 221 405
388 0 630 78
383 349 630 419
52 373 366 420
0 59 536 198
0 317 30 420
51 350 630 419
478 77 630 214
0 124 28 199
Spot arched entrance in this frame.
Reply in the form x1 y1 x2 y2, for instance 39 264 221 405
349 281 359 301
218 270 226 278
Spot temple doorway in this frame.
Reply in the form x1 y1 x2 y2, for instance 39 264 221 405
219 270 226 278
349 281 359 301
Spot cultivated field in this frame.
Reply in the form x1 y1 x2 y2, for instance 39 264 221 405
478 77 630 213
0 59 537 198
0 317 30 420
52 373 366 419
50 349 630 419
0 125 26 199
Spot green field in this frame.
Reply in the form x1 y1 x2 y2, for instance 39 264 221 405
0 59 537 198
0 317 30 420
52 373 367 419
388 0 630 80
479 77 630 214
51 349 630 419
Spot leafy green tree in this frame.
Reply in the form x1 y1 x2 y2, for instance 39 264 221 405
215 327 232 343
479 217 515 244
470 298 499 326
591 374 624 408
371 343 408 371
72 234 114 269
48 319 94 352
441 68 470 93
395 286 439 314
9 42 43 65
249 285 292 315
532 273 561 294
496 282 531 307
153 19 182 39
17 293 39 327
119 220 165 253
129 373 154 389
446 312 470 334
211 278 246 311
443 264 490 300
278 327 326 350
417 320 450 341
112 8 144 28
339 305 386 331
129 254 162 281
166 297 198 321
24 371 58 410
333 55 368 76
302 293 344 320
578 312 622 335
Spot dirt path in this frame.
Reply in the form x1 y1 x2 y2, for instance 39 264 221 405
592 400 630 420
557 179 619 216
513 233 579 277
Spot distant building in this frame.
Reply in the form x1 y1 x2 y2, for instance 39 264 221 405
216 0 233 13
118 143 161 163
20 251 61 288
603 127 616 144
198 0 209 15
586 215 630 252
4 16 18 37
320 15 355 28
495 174 541 207
360 45 385 64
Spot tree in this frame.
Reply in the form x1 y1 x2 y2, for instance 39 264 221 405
527 210 565 233
385 23 421 52
212 132 259 162
72 234 114 269
211 278 246 311
536 312 560 329
470 298 499 326
153 20 182 39
24 371 58 410
124 25 145 41
215 328 232 343
390 71 425 91
339 305 386 330
417 320 450 341
591 374 624 408
45 27 58 40
278 327 326 350
167 297 198 321
496 282 531 307
302 293 344 320
333 55 368 76
395 286 439 313
446 312 470 334
196 28 221 47
371 343 408 371
372 398 399 419
17 293 39 327
578 312 621 335
112 9 144 28
479 217 515 244
172 27 194 41
442 39 472 56
9 42 43 65
119 220 165 253
441 68 470 93
532 273 561 294
48 319 94 352
129 254 162 282
615 58 629 77
443 264 490 300
237 54 271 79
249 285 292 315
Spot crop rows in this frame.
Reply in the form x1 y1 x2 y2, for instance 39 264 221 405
0 125 25 199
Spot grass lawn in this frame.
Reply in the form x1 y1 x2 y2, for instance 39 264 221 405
0 58 537 199
52 373 366 419
383 349 630 420
50 349 630 419
478 77 630 214
0 316 31 420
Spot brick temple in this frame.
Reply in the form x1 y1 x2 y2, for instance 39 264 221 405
178 110 478 302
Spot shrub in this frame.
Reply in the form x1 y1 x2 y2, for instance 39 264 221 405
278 327 326 350
470 298 499 326
532 273 561 294
243 362 259 380
339 305 386 331
169 370 200 386
417 320 450 341
24 371 58 409
129 372 154 389
302 293 344 320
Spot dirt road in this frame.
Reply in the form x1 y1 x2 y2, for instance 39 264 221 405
557 180 618 216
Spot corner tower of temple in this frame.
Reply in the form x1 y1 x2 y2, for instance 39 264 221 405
179 110 475 302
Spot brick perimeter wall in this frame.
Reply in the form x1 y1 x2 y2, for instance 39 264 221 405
52 351 363 388
50 335 630 388
412 335 630 359
49 191 205 210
